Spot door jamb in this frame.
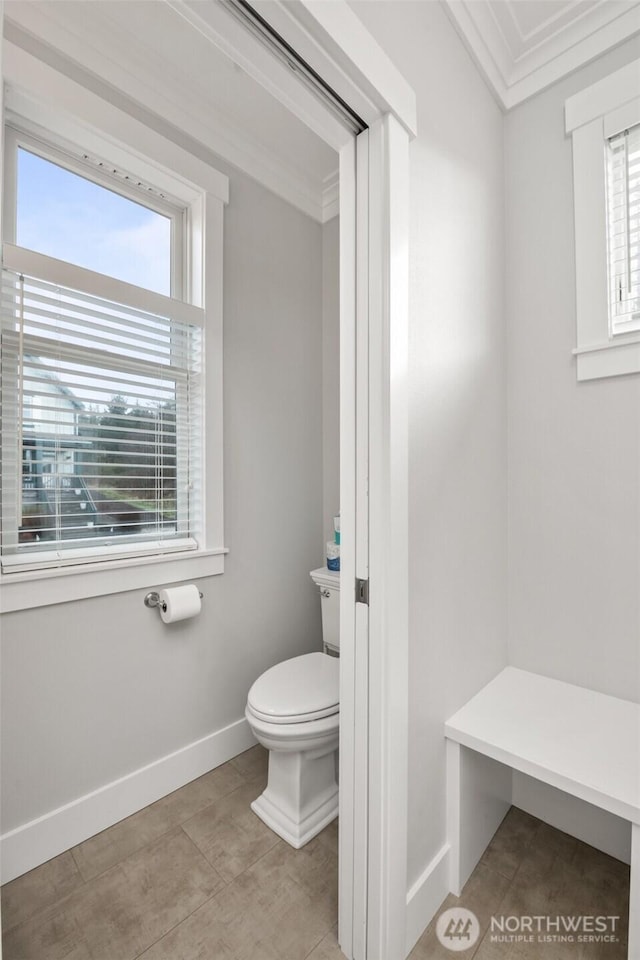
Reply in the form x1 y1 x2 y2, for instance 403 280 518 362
339 118 410 960
364 114 410 960
337 131 358 958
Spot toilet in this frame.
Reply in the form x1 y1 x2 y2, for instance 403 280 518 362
245 567 340 848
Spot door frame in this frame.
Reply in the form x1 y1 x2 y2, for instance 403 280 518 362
198 6 415 957
362 114 410 960
338 117 410 960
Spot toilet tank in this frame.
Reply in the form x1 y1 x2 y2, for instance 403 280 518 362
310 567 340 653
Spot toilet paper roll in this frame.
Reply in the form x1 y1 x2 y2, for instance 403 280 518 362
158 584 201 623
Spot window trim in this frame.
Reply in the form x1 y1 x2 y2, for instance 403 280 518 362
566 59 640 381
0 54 229 612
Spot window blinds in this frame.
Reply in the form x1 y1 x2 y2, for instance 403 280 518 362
0 244 203 571
607 123 640 335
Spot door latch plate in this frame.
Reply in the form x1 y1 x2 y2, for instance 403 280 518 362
355 578 369 605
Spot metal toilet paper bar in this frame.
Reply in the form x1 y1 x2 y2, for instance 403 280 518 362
144 590 204 613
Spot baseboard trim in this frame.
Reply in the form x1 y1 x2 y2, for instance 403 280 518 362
1 718 256 883
405 842 450 957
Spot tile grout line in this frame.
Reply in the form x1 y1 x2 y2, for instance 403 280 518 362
65 763 259 885
470 870 513 960
467 818 543 959
68 819 188 886
69 845 92 885
182 818 282 885
176 821 232 883
0 860 88 938
471 818 580 959
178 772 269 837
112 825 235 960
1 764 262 941
480 813 543 883
130 883 229 960
131 817 340 960
130 823 283 960
301 928 333 960
501 817 550 891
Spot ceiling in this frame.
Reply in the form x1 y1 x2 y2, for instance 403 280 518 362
444 0 640 108
4 0 639 195
2 0 339 222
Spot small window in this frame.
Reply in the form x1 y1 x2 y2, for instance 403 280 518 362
606 124 640 337
1 125 204 573
566 59 640 380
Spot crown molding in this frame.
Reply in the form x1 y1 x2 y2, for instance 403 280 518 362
3 3 334 223
444 0 640 111
443 1 509 109
322 170 340 222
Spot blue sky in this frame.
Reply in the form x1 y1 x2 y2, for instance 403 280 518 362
17 148 171 296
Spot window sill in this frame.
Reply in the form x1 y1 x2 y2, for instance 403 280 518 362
0 548 228 613
573 335 640 381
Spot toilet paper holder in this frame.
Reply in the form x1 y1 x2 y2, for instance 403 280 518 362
144 589 203 612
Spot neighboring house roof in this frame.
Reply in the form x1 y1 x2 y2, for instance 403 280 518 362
24 354 84 411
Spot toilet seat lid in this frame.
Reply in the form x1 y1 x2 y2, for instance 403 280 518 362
247 652 339 724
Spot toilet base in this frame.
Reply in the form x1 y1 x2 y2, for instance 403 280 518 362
251 747 338 848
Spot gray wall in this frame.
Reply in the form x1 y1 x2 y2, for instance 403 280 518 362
505 38 640 703
322 216 340 548
350 1 508 891
1 162 328 832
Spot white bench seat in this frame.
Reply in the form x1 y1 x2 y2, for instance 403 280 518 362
445 667 640 959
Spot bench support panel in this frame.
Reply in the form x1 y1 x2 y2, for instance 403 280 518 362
446 740 511 895
447 740 638 960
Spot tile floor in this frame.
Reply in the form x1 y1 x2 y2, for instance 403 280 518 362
410 807 630 960
1 751 630 960
2 745 338 960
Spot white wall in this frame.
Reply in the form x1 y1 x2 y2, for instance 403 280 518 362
1 131 330 841
350 0 507 900
322 216 340 548
506 37 640 704
505 37 640 859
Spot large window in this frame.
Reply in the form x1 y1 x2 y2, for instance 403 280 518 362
1 126 204 572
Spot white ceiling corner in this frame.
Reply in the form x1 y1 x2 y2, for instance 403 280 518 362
444 0 640 109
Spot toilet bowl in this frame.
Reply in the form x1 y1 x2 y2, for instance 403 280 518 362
245 568 341 848
246 651 339 848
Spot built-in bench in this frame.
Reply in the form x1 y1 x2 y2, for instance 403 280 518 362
445 667 640 959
